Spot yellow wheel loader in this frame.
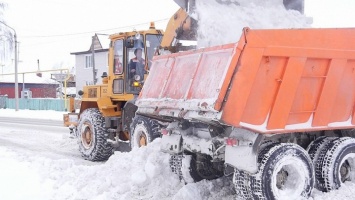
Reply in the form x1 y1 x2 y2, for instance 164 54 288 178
64 24 165 161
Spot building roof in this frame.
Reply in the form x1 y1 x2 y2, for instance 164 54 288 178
70 48 108 55
70 34 110 55
0 74 58 84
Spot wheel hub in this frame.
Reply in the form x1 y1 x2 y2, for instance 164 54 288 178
134 124 149 147
340 160 351 182
276 169 289 190
81 123 93 149
139 133 147 146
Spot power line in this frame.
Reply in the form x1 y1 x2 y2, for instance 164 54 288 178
20 18 169 38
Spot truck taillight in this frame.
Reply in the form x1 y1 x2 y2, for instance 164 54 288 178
225 138 238 146
161 129 169 135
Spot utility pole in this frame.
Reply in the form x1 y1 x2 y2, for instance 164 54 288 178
0 21 19 111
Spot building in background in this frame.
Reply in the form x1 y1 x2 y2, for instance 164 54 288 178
70 34 109 94
0 74 59 98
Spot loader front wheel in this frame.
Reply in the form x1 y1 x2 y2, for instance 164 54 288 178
77 108 113 161
130 115 160 149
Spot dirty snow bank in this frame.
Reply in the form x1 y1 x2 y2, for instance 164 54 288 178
195 0 311 47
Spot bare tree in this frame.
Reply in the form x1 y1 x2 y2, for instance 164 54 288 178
0 2 14 65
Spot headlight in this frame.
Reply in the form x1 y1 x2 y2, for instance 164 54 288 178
133 81 140 87
134 75 141 81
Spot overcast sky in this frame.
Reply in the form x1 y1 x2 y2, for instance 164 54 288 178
1 0 355 74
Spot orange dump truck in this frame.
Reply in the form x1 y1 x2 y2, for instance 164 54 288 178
135 28 355 199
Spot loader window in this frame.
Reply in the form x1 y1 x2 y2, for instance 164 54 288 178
113 40 124 75
126 35 145 94
146 34 163 70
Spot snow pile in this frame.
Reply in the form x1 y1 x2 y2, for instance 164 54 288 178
195 0 311 47
0 136 235 200
1 109 355 199
0 147 53 200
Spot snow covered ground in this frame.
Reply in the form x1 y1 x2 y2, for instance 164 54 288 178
0 109 355 200
1 1 354 199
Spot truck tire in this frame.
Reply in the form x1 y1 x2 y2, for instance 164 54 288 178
185 153 224 183
233 169 253 199
233 140 279 199
250 143 314 200
307 136 331 162
313 137 355 192
169 154 183 180
233 141 278 199
169 153 224 183
130 115 160 149
77 108 113 161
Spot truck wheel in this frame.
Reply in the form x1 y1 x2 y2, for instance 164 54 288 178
169 154 183 180
130 115 160 149
233 141 279 199
185 153 224 183
233 169 253 199
250 143 314 200
307 136 337 162
169 153 223 183
313 137 355 192
77 108 113 161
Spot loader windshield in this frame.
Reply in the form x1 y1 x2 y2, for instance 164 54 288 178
113 39 124 75
146 34 163 70
126 35 145 94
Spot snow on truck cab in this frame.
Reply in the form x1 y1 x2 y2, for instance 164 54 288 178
135 27 355 199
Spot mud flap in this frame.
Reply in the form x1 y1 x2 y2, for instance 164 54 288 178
225 128 263 174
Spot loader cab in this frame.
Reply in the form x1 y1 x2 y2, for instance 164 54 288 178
110 30 163 97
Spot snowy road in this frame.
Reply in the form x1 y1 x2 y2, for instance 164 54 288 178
0 116 63 127
0 119 85 162
0 110 355 199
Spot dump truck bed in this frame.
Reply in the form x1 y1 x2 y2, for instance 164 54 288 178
136 28 355 134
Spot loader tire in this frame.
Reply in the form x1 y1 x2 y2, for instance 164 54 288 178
77 108 113 161
313 137 355 192
250 143 314 200
130 115 160 149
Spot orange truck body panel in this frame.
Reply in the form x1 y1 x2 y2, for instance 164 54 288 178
136 28 355 134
